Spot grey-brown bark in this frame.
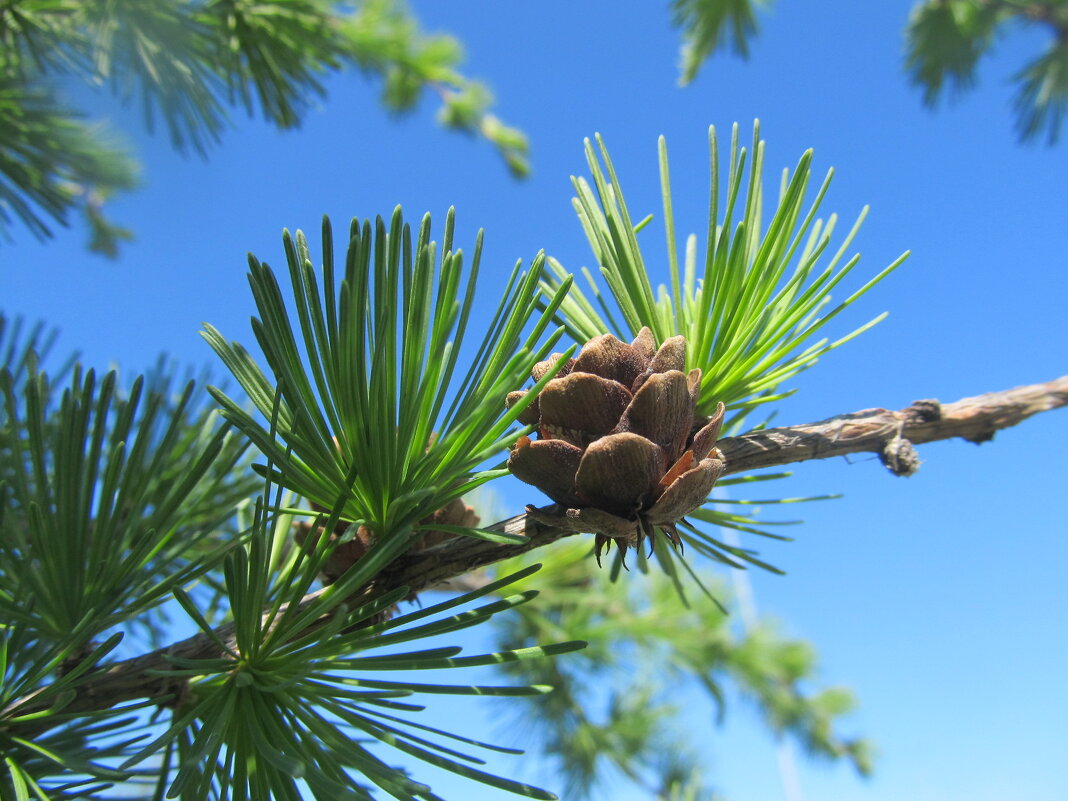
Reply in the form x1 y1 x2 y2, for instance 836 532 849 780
8 375 1067 727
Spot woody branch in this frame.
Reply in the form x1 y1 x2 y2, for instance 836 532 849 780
9 374 1067 725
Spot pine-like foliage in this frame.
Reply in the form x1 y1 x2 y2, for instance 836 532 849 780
0 4 1061 798
0 0 528 254
0 126 896 796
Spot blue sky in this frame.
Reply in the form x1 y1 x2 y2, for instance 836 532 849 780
3 2 1067 800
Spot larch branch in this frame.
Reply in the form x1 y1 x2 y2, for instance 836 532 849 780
10 375 1067 726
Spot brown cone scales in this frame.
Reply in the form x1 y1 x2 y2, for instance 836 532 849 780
506 327 725 564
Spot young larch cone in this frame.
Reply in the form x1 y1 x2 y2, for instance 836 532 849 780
506 327 725 564
295 497 480 585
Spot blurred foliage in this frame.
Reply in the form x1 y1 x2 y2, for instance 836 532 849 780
0 74 138 253
485 539 872 800
906 0 1068 142
671 0 1068 143
9 0 1063 258
0 0 528 255
672 0 774 85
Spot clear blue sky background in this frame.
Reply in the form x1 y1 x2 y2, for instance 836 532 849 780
3 2 1067 800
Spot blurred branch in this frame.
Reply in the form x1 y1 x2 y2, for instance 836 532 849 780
9 373 1066 727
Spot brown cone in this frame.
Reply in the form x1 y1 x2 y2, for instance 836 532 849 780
507 328 726 563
